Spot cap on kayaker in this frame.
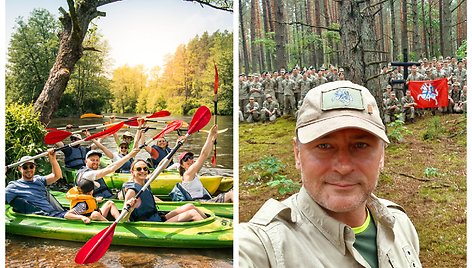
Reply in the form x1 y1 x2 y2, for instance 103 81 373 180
85 150 102 159
178 152 194 164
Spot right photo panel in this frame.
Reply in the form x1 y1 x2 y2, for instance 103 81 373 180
238 0 466 267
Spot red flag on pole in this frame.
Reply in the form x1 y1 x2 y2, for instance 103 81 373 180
408 78 449 108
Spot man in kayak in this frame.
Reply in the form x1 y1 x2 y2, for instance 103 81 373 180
6 149 73 218
75 128 143 198
55 133 91 169
239 81 422 267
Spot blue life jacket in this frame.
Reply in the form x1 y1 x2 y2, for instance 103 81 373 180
123 181 162 222
64 146 88 169
150 145 173 168
116 154 133 173
75 167 113 198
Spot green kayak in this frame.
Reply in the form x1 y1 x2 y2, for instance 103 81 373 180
50 191 233 218
63 168 233 200
5 205 233 248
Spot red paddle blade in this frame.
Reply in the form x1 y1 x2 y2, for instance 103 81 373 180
124 117 139 127
43 130 72 144
187 106 211 135
147 110 170 119
85 122 124 141
75 222 117 264
45 127 58 132
211 151 216 167
214 63 219 94
153 120 183 139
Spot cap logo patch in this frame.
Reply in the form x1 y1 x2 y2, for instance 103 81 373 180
322 87 364 111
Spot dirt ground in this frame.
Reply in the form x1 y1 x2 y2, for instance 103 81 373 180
239 113 466 267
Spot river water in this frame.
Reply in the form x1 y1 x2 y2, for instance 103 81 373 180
5 114 234 267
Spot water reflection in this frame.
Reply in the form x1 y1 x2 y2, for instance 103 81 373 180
6 234 232 267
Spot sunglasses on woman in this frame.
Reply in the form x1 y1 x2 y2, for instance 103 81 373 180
21 164 36 170
135 166 149 172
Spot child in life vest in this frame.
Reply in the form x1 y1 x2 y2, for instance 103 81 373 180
65 179 120 224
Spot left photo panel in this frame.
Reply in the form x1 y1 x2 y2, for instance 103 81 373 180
5 0 234 266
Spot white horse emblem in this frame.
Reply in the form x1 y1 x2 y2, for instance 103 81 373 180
417 83 438 105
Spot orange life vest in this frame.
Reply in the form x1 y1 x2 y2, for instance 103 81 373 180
66 186 98 214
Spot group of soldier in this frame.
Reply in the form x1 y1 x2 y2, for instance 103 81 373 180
239 65 346 123
239 55 466 124
382 56 467 124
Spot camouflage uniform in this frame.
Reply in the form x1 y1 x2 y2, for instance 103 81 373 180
261 96 280 122
282 77 297 116
239 76 249 113
384 96 402 123
245 100 260 123
261 77 276 101
249 77 263 108
401 94 416 121
275 74 285 112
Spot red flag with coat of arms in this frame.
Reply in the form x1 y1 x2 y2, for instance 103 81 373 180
408 78 449 108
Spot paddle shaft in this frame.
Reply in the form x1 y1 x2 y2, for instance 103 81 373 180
115 137 186 223
5 140 84 170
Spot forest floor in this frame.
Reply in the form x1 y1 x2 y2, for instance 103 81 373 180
239 112 466 267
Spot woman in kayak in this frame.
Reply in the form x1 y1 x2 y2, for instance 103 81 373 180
123 159 207 222
179 124 233 203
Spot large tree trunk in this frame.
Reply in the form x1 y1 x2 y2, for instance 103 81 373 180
274 0 287 70
314 0 322 68
339 0 382 105
239 0 250 73
262 0 273 71
400 0 408 53
34 0 120 125
250 0 259 72
411 0 421 58
390 0 398 59
421 0 429 58
441 0 453 56
439 0 444 56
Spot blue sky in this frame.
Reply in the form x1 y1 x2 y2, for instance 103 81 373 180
5 0 233 70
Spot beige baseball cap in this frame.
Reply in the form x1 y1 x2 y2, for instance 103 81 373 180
296 81 389 144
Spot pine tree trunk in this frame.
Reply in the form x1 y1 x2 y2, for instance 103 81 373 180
421 0 429 58
262 0 273 71
240 0 250 73
274 0 287 70
411 0 421 58
338 0 382 104
442 0 453 56
400 0 408 53
250 0 260 72
314 0 322 68
390 0 399 59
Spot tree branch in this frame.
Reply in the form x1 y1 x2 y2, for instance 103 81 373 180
83 47 102 52
361 0 390 13
97 0 123 7
183 0 233 12
398 172 432 182
451 0 466 13
273 20 340 32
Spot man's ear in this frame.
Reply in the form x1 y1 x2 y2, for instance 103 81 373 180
379 150 385 170
293 137 301 170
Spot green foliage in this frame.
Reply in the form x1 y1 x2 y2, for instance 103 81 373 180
58 27 113 116
5 103 48 181
456 40 467 60
266 175 300 195
136 30 233 115
424 167 440 178
422 117 445 140
243 156 299 195
6 8 59 105
387 116 412 142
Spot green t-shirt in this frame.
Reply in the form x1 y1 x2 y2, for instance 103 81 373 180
353 209 378 268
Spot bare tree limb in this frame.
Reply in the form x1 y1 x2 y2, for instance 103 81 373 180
183 0 233 12
398 172 432 182
83 47 102 52
361 0 390 13
273 20 340 32
97 0 123 7
451 0 466 13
